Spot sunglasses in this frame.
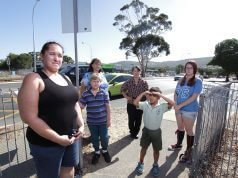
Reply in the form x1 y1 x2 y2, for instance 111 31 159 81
148 93 157 97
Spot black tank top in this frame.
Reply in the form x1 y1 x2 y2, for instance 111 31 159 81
26 71 79 146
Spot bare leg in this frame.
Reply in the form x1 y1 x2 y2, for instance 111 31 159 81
176 113 185 131
153 148 160 164
183 118 195 136
60 167 74 178
139 147 147 163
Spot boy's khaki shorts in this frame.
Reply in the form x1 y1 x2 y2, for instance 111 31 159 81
140 127 162 151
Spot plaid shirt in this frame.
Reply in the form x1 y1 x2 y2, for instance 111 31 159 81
121 77 148 104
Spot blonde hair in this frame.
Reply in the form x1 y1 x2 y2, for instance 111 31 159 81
90 73 102 82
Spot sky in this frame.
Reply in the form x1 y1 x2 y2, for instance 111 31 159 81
0 0 238 64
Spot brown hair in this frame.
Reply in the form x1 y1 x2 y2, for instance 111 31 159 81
180 60 197 86
149 87 162 94
88 58 102 72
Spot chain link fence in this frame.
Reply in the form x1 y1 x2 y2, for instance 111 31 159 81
1 82 237 177
191 83 238 177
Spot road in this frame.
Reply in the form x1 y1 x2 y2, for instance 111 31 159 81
0 78 177 126
110 77 177 108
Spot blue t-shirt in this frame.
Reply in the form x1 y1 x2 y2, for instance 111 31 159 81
175 78 202 112
81 72 109 92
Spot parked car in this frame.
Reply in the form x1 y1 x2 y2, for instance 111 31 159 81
174 73 185 81
59 64 89 85
105 73 133 98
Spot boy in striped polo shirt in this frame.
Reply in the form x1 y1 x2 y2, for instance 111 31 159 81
79 73 111 164
133 87 174 177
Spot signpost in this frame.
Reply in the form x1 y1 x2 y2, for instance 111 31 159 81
61 0 91 171
6 57 11 74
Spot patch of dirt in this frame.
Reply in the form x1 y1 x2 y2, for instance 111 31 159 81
202 114 238 177
80 107 129 174
0 106 130 175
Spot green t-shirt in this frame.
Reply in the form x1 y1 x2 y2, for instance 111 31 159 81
138 101 169 130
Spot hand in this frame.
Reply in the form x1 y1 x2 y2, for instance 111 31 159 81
151 92 161 97
174 104 182 111
107 119 111 128
58 135 76 146
144 91 151 96
126 96 132 102
74 127 84 140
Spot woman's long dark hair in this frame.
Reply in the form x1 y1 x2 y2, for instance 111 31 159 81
88 58 102 72
180 60 197 86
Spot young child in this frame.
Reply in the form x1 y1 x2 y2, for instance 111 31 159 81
133 87 174 177
79 73 111 164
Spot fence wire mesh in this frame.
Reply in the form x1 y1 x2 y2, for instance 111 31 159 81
191 83 238 178
0 89 35 178
1 83 237 178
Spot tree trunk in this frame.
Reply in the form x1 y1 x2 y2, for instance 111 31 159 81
225 75 229 82
141 64 145 77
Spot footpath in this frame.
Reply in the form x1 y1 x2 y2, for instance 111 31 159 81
82 109 190 178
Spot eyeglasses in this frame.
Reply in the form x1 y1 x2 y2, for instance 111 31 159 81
185 67 193 70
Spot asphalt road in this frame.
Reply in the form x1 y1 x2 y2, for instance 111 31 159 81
0 77 177 126
110 77 177 108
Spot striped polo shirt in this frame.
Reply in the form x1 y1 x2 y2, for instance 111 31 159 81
80 89 109 125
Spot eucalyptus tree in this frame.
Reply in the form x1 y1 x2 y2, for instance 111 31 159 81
209 38 238 81
63 55 74 64
113 0 172 76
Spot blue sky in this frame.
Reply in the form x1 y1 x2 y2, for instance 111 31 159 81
0 0 238 64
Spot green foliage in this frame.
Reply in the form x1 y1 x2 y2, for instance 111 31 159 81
63 55 74 64
175 64 184 74
113 0 172 76
157 66 169 73
209 38 238 78
9 53 32 69
0 53 32 70
198 66 223 77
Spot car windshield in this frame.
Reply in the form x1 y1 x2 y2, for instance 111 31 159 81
59 66 72 74
105 74 116 82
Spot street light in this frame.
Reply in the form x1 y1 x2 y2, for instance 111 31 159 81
6 57 11 74
32 0 40 72
82 42 92 62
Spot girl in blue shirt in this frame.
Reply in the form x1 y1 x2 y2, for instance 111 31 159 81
168 60 202 164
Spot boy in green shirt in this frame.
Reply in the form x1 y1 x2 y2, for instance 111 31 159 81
133 87 174 177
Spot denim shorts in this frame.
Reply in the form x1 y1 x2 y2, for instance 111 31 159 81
177 110 198 121
29 140 79 178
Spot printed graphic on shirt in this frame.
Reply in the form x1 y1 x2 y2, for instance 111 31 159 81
176 86 190 99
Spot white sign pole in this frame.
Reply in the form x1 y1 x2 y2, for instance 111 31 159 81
72 0 83 171
73 0 79 88
61 0 91 170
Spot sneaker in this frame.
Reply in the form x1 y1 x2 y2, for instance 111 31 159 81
151 163 160 177
102 151 111 163
168 144 182 151
135 162 144 174
130 134 139 139
91 153 100 164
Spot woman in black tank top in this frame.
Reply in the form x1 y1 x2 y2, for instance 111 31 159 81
18 41 84 178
